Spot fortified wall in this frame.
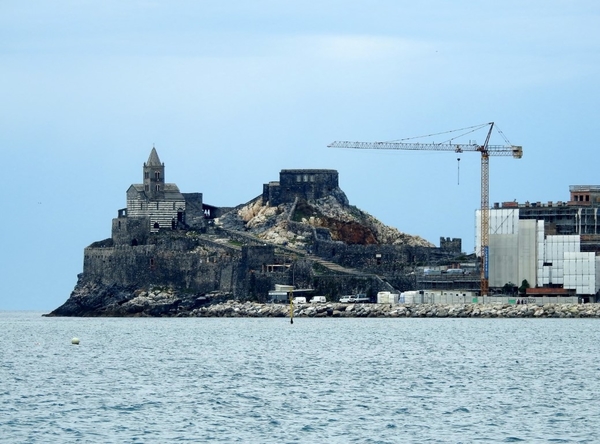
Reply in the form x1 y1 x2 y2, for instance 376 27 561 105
83 234 239 294
262 169 349 206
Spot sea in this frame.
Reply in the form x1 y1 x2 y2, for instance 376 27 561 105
2 311 599 443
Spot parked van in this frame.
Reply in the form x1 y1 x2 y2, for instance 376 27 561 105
311 296 326 303
292 297 306 304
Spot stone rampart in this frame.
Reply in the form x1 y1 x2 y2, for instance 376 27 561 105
82 236 240 294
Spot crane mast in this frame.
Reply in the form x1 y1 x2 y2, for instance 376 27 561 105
328 122 522 297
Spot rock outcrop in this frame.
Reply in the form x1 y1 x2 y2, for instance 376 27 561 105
217 195 434 249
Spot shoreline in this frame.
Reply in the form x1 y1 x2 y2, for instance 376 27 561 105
188 300 600 319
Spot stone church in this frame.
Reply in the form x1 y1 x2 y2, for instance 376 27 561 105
112 148 205 246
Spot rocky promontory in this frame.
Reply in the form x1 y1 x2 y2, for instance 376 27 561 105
45 159 471 317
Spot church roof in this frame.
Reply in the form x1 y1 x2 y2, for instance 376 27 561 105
146 147 162 166
128 183 184 200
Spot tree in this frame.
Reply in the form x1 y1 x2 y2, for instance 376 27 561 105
502 282 517 296
518 279 530 295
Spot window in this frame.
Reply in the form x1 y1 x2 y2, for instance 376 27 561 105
144 172 149 179
155 171 160 180
140 202 143 210
296 175 301 182
155 185 160 192
156 202 159 210
144 185 149 192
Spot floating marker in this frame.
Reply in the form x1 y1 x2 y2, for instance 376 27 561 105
71 337 80 345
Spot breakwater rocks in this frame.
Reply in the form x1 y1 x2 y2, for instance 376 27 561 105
191 301 600 318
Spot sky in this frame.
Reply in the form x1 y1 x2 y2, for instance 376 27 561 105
2 0 599 310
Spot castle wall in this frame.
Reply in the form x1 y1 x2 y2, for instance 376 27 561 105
83 236 241 294
112 216 150 246
312 239 440 274
263 169 342 206
182 193 205 229
241 245 275 270
440 237 462 254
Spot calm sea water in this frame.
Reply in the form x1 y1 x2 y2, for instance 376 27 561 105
1 311 599 443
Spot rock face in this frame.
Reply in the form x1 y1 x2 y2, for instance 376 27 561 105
47 281 230 317
218 195 434 249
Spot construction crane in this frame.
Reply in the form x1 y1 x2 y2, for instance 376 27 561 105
328 122 522 296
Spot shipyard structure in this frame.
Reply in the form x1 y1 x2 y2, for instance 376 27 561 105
475 186 600 302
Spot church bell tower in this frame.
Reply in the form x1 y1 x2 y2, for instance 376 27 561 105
143 147 165 198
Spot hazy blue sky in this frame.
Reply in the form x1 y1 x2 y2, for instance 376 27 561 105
2 1 599 310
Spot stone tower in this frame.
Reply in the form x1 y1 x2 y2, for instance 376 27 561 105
143 147 165 198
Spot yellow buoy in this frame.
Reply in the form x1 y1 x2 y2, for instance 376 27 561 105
71 337 80 345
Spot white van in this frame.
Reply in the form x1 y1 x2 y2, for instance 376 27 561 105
292 296 306 304
311 296 326 303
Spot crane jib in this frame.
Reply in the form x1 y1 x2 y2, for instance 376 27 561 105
327 125 522 297
328 141 523 158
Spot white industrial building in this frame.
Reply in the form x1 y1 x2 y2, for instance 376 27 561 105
476 207 600 299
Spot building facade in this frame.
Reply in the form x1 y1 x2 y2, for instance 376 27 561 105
112 148 204 246
262 169 349 206
476 185 600 299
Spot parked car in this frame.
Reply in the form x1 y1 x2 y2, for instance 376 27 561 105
311 296 327 303
339 295 354 303
292 297 306 304
353 293 369 303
